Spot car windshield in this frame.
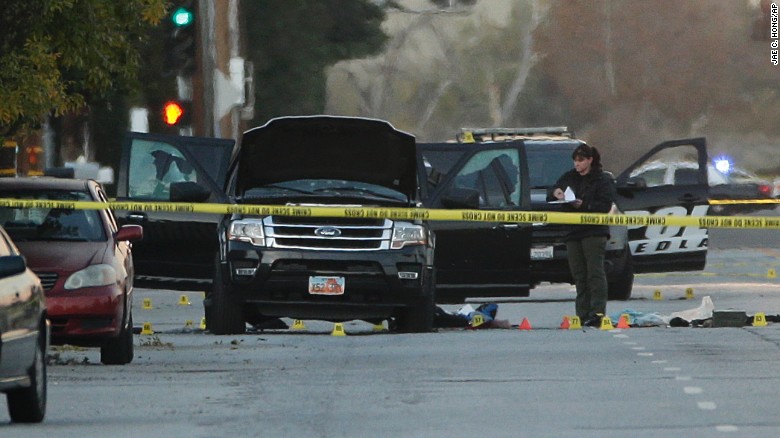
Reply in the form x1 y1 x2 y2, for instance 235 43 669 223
0 190 106 242
241 179 407 202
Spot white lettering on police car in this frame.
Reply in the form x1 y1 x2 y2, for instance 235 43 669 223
624 205 709 255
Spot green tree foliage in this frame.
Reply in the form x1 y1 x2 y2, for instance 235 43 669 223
0 0 167 139
243 0 388 124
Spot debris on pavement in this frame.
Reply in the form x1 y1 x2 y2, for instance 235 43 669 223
610 295 780 328
434 303 511 329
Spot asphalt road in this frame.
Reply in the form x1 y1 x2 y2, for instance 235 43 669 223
2 207 779 437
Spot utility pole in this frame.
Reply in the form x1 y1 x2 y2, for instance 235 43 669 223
197 0 253 140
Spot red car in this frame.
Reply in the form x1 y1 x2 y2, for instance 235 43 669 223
0 178 142 365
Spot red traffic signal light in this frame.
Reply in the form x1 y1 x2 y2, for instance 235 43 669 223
163 101 185 125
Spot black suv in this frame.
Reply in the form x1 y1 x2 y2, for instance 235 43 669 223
117 123 710 323
417 127 711 303
117 116 435 334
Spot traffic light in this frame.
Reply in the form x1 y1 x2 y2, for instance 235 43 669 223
0 141 18 177
26 145 43 176
161 101 191 126
165 0 197 76
171 6 194 27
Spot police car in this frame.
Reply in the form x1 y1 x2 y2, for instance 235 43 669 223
417 127 710 302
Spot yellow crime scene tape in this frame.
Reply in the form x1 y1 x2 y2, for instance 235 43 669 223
708 198 780 205
1 198 779 230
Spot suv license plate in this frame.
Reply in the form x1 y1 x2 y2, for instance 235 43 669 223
531 246 554 260
308 276 345 295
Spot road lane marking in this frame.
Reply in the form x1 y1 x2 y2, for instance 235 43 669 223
684 386 703 394
697 401 717 410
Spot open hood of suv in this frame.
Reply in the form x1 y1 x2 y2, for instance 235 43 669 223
236 116 418 199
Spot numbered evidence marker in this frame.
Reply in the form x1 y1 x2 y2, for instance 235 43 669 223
653 289 663 301
768 268 777 279
331 323 347 336
599 315 615 331
568 316 582 330
685 288 695 300
142 298 153 310
141 322 154 335
752 312 768 327
178 294 191 306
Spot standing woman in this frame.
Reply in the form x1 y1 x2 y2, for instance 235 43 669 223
548 144 616 327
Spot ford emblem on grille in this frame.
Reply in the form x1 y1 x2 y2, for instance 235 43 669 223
314 226 341 237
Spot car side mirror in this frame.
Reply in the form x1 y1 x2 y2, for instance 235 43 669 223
0 255 27 278
623 177 647 190
115 224 143 242
441 187 480 209
170 181 211 203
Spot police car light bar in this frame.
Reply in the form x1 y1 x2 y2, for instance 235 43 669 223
459 126 574 143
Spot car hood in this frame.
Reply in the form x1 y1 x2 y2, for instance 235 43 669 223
236 116 418 199
15 241 107 273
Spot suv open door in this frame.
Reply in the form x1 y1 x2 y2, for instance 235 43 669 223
418 141 533 303
115 132 235 291
615 138 710 273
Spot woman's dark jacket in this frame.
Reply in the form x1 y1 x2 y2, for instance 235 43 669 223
547 168 616 241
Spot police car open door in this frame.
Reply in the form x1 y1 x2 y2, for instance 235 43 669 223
614 138 709 273
417 142 533 303
116 132 235 291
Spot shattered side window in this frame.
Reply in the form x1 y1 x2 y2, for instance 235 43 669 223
454 149 521 208
128 140 197 200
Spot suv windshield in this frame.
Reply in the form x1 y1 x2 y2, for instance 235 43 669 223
242 179 407 202
0 190 106 242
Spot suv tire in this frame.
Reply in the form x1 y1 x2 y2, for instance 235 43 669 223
206 261 246 335
394 273 435 333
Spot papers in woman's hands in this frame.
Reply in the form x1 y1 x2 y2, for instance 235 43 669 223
549 186 577 204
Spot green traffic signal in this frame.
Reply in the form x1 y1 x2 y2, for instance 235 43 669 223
171 7 193 27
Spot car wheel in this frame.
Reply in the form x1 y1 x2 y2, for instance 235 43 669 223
205 262 246 335
394 272 435 333
608 254 634 301
101 313 134 365
7 329 47 423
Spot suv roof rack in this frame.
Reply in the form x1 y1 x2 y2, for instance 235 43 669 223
457 126 574 143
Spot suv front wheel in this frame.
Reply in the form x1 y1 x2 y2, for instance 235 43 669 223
393 272 436 333
205 261 247 335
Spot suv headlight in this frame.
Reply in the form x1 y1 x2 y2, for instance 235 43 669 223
391 222 427 249
228 219 266 246
64 264 117 290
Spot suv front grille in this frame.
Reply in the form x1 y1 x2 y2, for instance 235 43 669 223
265 216 393 251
